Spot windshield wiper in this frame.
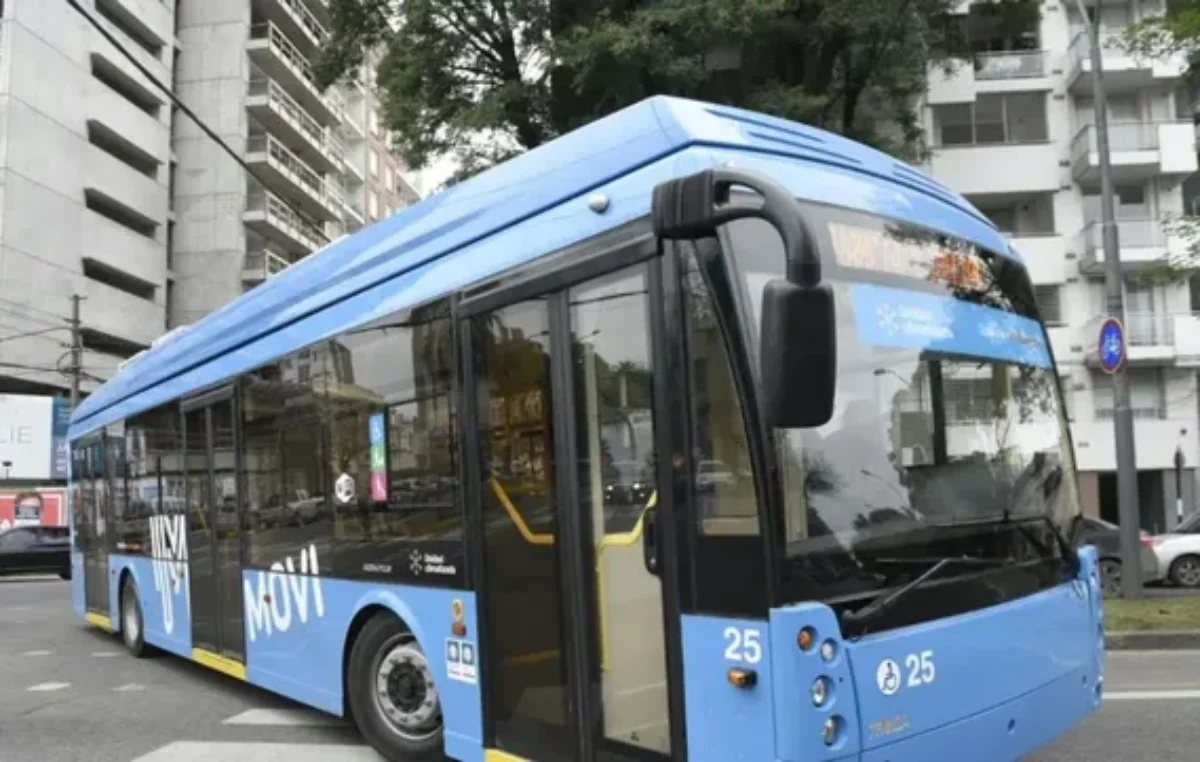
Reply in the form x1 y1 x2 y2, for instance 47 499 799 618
841 555 1006 630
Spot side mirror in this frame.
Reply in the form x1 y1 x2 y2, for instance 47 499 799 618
760 279 836 429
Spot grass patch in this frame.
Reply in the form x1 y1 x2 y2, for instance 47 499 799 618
1105 595 1200 631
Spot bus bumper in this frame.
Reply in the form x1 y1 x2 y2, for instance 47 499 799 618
858 661 1101 761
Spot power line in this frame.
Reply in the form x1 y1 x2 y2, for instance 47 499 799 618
0 326 70 344
62 0 333 246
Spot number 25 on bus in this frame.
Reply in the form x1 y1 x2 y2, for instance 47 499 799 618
67 96 1102 762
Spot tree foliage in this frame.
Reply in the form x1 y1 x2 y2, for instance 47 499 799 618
316 0 1036 184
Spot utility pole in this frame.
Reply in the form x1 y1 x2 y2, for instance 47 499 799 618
1073 0 1143 597
69 294 83 410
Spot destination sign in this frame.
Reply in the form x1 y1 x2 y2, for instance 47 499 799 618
827 222 990 293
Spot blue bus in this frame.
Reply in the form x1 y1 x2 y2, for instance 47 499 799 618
68 95 1103 762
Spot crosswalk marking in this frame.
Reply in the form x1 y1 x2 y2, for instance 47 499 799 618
1105 689 1200 701
26 682 69 692
222 708 344 727
23 650 52 656
113 683 145 692
130 742 381 761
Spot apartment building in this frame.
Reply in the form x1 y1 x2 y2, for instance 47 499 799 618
924 0 1200 532
0 0 175 397
171 0 418 326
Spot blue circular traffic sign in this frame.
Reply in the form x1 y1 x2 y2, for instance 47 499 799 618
1098 317 1126 374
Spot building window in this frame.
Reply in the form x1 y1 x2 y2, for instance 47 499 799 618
1033 285 1063 326
1093 368 1165 420
933 93 1048 146
369 150 379 178
383 164 392 190
368 190 379 219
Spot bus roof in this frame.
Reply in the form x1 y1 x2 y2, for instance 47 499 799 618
71 95 1009 434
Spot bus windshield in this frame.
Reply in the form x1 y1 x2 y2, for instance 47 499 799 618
723 202 1081 603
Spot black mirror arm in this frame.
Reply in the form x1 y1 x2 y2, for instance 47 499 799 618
651 168 823 288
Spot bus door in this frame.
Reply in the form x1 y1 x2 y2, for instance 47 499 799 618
464 252 684 761
183 388 245 662
79 437 110 617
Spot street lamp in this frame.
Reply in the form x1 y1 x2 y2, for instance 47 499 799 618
1071 0 1143 598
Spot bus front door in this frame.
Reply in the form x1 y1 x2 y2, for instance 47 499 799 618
466 258 682 761
183 389 245 664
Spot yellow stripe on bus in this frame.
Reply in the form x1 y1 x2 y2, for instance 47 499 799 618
85 612 113 632
485 750 529 762
191 648 247 680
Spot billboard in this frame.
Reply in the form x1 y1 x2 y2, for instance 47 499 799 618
0 489 66 530
0 394 70 481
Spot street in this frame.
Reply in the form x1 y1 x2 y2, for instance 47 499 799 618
1 577 1197 762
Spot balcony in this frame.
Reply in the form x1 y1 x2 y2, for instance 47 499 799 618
929 141 1058 195
1006 233 1066 284
1076 219 1183 276
343 198 365 229
245 133 342 221
247 23 340 125
89 18 170 103
243 188 327 254
927 51 1051 105
1081 312 1200 367
1067 31 1186 95
246 77 341 173
88 79 169 165
1070 122 1198 184
243 248 292 284
1072 417 1198 472
254 0 328 53
95 0 172 53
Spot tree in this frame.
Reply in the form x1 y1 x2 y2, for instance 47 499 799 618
316 0 1037 184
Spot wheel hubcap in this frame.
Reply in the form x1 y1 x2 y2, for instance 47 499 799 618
373 639 441 741
1180 561 1200 586
1101 563 1121 595
123 592 139 644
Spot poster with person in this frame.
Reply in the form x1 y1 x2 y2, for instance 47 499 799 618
0 490 66 531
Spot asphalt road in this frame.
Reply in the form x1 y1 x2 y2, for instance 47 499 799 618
2 577 1199 761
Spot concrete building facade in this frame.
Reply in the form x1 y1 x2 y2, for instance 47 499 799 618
0 0 176 397
171 0 418 327
924 0 1200 532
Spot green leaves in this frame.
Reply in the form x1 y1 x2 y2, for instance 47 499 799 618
317 0 1037 184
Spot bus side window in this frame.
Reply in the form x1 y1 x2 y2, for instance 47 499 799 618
680 250 768 615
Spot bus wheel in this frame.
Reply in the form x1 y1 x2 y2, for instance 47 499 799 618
120 577 148 658
348 613 443 761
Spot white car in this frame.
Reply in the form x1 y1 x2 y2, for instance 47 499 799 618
1151 512 1200 588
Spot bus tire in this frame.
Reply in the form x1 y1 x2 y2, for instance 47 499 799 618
120 576 148 658
348 612 444 761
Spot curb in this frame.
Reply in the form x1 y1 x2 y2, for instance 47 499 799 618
1106 631 1200 650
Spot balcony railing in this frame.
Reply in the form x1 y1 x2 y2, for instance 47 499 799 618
249 23 340 115
1081 218 1166 253
1096 406 1168 421
1069 30 1131 68
1124 311 1174 347
245 248 292 278
248 77 341 160
974 50 1046 80
276 0 328 46
245 188 327 252
247 133 341 210
1070 122 1160 162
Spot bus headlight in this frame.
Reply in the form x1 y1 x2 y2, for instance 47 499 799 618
819 640 837 662
810 676 830 707
822 715 842 746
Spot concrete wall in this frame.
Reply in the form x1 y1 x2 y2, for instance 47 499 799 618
0 0 172 394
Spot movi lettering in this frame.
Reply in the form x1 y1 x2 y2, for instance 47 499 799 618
245 545 325 643
149 515 189 635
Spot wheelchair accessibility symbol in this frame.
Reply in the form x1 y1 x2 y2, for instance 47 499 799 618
876 658 901 696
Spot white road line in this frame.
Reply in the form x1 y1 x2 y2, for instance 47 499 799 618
113 684 145 692
91 651 119 658
131 742 379 762
1105 689 1200 701
23 650 52 657
26 682 69 692
222 708 344 727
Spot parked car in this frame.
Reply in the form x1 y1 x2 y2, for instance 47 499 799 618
0 526 70 579
1150 511 1200 587
1070 515 1160 596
